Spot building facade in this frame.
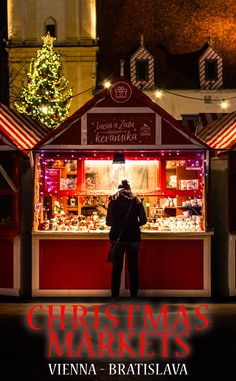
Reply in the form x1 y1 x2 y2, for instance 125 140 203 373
7 0 98 114
96 0 236 126
0 0 9 105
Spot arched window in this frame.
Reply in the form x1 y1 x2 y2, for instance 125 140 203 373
45 17 56 38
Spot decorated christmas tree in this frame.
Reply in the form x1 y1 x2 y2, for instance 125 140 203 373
15 33 72 129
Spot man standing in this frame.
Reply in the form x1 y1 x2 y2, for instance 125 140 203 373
106 179 147 298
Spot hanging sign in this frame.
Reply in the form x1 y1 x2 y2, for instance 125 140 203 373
87 113 156 145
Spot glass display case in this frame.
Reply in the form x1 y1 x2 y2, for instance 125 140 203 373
34 150 206 233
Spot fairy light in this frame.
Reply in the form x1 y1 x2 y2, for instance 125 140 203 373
14 33 72 129
41 105 48 114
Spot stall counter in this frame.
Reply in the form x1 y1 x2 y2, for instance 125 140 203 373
32 231 212 297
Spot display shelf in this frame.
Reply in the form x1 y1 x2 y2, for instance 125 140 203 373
152 205 201 210
177 205 201 210
177 205 202 216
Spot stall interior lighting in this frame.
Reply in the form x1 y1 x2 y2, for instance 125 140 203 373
112 152 125 164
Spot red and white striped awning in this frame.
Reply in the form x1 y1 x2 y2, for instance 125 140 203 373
182 113 226 134
197 111 236 150
0 103 49 150
198 112 226 127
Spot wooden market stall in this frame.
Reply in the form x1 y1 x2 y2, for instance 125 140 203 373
0 103 49 296
32 77 212 297
197 111 236 296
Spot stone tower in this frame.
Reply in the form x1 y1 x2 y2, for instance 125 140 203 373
0 0 9 105
7 0 98 113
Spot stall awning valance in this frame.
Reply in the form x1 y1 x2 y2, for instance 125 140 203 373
0 103 49 151
197 111 236 150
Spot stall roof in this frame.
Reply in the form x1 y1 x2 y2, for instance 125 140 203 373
0 103 49 151
35 77 208 150
197 111 236 150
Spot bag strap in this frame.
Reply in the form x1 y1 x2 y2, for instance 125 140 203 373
116 198 135 242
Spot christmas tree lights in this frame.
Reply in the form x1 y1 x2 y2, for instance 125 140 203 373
15 33 73 129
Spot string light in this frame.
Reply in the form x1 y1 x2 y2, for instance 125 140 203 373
103 81 111 89
70 70 236 111
220 100 229 110
154 88 236 108
155 90 163 98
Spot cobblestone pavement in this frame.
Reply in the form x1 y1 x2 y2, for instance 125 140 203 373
0 299 236 381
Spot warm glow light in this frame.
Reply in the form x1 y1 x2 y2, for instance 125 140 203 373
84 159 160 192
221 100 229 109
41 105 48 114
14 33 72 129
104 81 111 89
155 90 163 98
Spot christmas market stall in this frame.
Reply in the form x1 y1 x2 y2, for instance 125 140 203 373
0 103 49 296
32 77 212 297
197 111 236 296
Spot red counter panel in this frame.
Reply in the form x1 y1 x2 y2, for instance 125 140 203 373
39 239 112 289
0 239 14 288
33 232 211 296
125 240 204 290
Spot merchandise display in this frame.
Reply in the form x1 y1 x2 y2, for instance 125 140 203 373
35 152 205 233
